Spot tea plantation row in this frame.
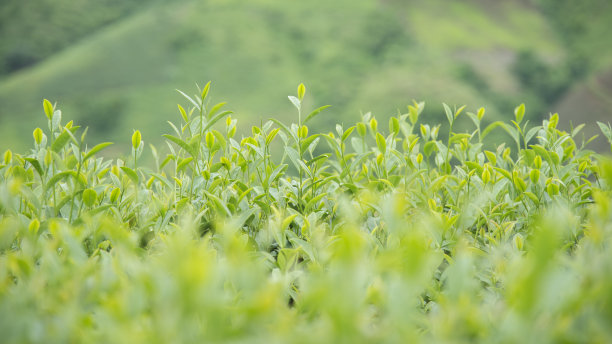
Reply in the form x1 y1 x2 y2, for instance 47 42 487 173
1 84 611 343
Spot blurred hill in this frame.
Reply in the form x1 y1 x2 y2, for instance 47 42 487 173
0 0 610 151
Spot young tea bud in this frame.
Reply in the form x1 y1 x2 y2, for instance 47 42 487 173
132 130 142 150
43 99 53 120
416 153 423 164
514 103 525 123
529 169 540 183
110 187 121 204
513 171 526 192
28 218 40 234
477 107 485 120
357 122 367 137
534 155 542 169
3 149 12 164
44 150 52 166
33 128 43 145
546 181 559 196
408 105 419 125
503 148 511 161
389 117 400 136
205 131 215 149
482 167 491 184
420 124 428 138
297 83 306 101
221 157 231 170
299 125 308 139
369 118 378 133
431 125 440 140
513 233 524 251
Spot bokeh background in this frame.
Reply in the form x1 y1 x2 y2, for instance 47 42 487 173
0 0 611 151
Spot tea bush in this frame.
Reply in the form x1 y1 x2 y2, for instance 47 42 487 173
1 83 612 343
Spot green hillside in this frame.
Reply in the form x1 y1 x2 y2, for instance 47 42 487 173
0 0 610 151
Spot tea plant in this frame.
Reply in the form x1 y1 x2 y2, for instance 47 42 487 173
0 83 611 343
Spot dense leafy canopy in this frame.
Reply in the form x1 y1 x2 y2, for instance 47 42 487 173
1 84 612 342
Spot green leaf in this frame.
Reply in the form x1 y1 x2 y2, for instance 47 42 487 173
424 141 438 157
51 128 76 153
300 134 320 154
212 130 227 150
303 105 331 124
201 81 211 100
597 122 612 141
514 103 525 123
481 121 505 140
149 172 173 189
235 208 257 229
120 166 139 184
282 214 298 230
270 118 296 142
45 171 73 191
341 126 355 142
203 190 231 217
203 111 233 132
306 153 329 166
376 132 386 154
178 104 188 122
208 102 227 118
87 204 112 216
176 89 200 109
83 142 113 161
484 151 497 165
266 128 280 145
493 167 512 181
530 145 552 165
24 157 44 178
163 134 197 157
238 187 253 203
443 103 453 125
449 133 471 144
306 192 327 210
177 157 194 173
525 126 541 145
408 105 419 125
268 164 288 184
43 99 53 120
524 191 539 204
285 146 308 174
82 188 97 207
288 96 301 111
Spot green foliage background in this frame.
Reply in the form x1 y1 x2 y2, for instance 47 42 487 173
1 83 612 342
0 0 610 151
1 0 612 340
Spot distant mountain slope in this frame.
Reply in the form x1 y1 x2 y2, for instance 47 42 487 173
0 0 607 151
0 0 152 75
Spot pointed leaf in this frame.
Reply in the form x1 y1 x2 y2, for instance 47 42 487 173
83 142 113 161
120 166 139 184
163 134 197 157
303 105 331 124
